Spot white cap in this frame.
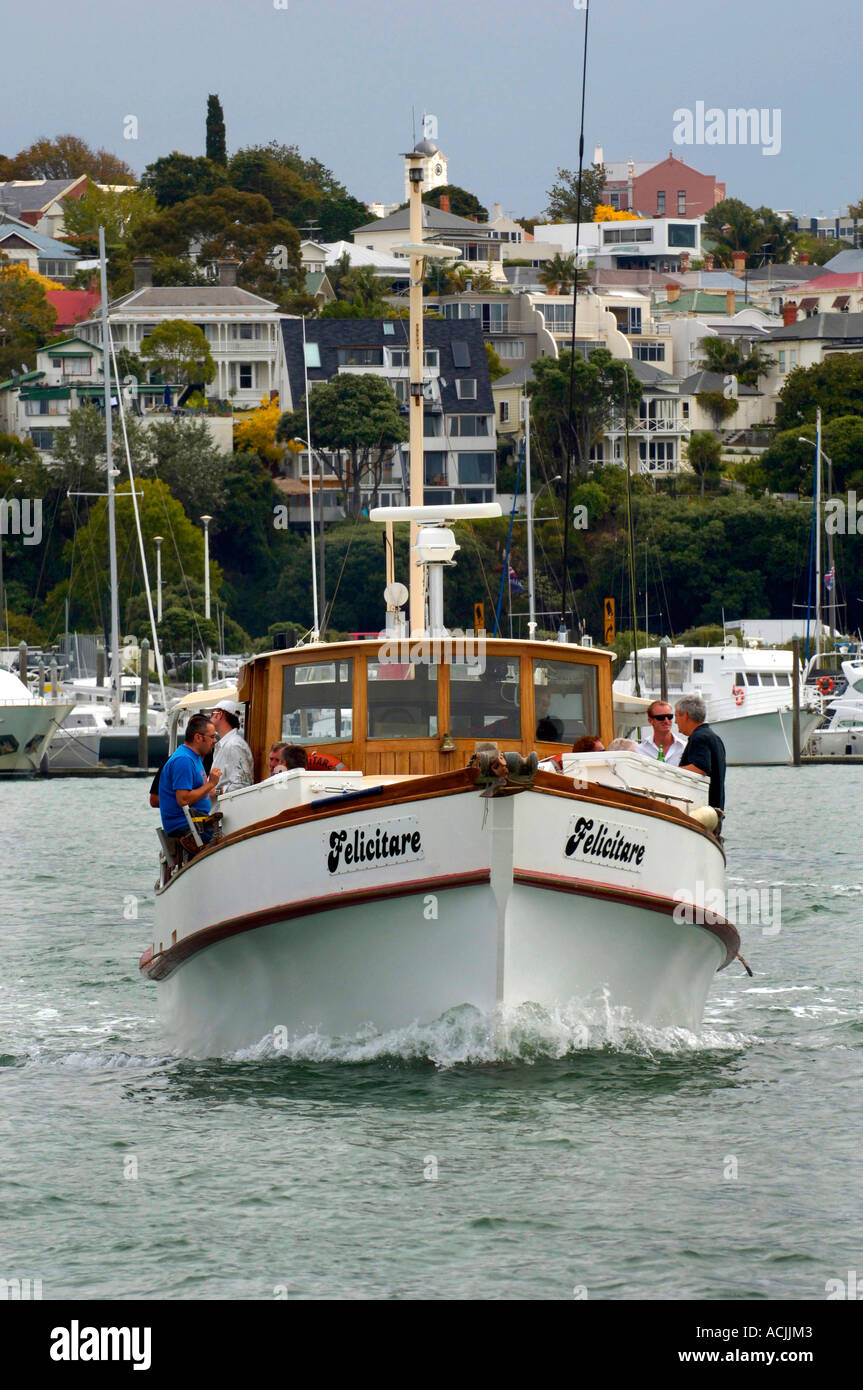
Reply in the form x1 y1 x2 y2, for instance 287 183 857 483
212 698 242 717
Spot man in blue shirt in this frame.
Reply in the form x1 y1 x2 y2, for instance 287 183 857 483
159 713 221 841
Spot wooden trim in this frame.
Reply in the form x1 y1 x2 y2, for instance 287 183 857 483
513 869 740 968
528 770 725 858
142 869 491 980
156 766 482 894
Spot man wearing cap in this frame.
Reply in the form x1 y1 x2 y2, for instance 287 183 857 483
211 700 254 793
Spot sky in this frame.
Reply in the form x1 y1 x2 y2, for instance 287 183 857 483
2 0 860 220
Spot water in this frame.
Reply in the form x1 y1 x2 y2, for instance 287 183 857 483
1 770 861 1300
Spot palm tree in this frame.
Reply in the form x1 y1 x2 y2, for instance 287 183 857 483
538 253 589 295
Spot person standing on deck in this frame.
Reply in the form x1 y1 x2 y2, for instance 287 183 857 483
211 700 253 793
637 701 687 766
675 695 726 812
159 714 221 841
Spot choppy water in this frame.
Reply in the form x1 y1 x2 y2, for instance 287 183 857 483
1 770 862 1300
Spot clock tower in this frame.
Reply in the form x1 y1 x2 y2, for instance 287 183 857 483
403 136 448 201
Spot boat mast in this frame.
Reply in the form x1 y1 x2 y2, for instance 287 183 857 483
525 397 537 639
406 149 425 637
99 226 121 722
815 405 822 661
301 315 321 642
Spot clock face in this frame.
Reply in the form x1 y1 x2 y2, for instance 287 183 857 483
434 163 442 176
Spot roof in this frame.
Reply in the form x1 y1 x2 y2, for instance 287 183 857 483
0 178 87 212
653 290 737 316
791 271 863 292
279 317 494 416
352 205 491 235
627 359 676 388
0 369 44 392
822 250 863 274
0 221 80 258
746 263 823 283
492 362 534 388
320 240 411 274
39 335 101 356
304 271 327 292
105 286 277 313
763 311 863 342
678 369 761 396
44 288 101 328
674 271 746 292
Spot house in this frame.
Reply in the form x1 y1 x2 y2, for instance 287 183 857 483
74 257 285 408
598 148 725 218
0 336 105 447
300 238 411 287
277 317 496 517
760 313 863 400
45 287 102 333
0 212 82 283
533 216 702 273
352 203 502 268
0 177 89 239
303 271 335 308
781 272 863 320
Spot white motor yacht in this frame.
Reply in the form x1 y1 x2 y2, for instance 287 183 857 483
0 667 74 774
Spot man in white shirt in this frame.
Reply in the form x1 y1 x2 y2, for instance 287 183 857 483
637 700 687 766
211 700 254 793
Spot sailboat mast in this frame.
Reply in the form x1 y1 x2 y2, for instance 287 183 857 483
99 226 121 720
525 397 537 639
406 150 425 636
815 405 822 661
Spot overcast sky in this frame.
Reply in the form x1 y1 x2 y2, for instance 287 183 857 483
3 0 859 219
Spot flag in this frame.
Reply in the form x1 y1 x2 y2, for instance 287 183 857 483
824 567 835 591
508 566 524 596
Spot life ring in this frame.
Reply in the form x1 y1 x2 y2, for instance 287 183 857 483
817 676 834 694
732 686 745 706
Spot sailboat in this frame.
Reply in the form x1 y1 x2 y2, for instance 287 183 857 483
139 146 740 1055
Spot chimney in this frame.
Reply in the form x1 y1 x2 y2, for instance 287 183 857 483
594 144 604 166
666 282 680 303
217 258 240 287
798 252 810 265
783 302 798 326
703 252 715 271
438 194 450 213
492 201 502 221
732 250 747 275
726 288 736 315
131 256 152 290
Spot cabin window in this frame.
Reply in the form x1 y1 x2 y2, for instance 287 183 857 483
693 658 704 673
532 658 599 743
281 659 353 743
367 659 438 738
745 672 760 685
449 656 522 738
775 672 790 686
760 672 776 686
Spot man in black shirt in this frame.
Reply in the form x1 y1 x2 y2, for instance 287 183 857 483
675 695 726 812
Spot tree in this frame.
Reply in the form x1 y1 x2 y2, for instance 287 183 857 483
130 187 304 299
6 134 135 183
698 337 773 387
60 184 157 247
140 320 216 387
485 342 506 382
793 232 852 267
696 390 739 430
774 352 863 431
423 185 488 222
227 146 319 224
686 432 723 497
545 163 607 223
140 153 229 208
277 374 407 514
49 405 151 505
0 260 58 377
323 263 396 318
206 95 227 166
538 253 590 295
232 396 285 467
147 417 234 518
704 198 794 266
526 348 642 481
758 416 863 496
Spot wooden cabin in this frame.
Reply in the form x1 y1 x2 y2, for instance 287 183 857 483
238 638 614 781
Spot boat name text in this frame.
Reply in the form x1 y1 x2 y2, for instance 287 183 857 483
326 817 424 874
565 816 646 870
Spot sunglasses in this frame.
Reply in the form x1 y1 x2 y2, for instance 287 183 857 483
651 713 674 721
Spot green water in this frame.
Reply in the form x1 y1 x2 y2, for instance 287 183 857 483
1 770 861 1300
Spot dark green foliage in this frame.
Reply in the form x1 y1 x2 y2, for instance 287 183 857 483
545 164 607 223
423 185 488 222
140 153 229 207
206 95 227 166
703 198 794 266
775 352 863 431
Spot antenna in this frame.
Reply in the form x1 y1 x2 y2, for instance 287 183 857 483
411 106 416 145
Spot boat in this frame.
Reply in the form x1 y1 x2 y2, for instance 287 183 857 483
43 687 168 770
805 654 863 757
0 666 74 774
614 644 822 766
140 507 741 1054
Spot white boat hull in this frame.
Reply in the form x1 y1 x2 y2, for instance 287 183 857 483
0 701 75 773
710 707 822 766
145 774 736 1055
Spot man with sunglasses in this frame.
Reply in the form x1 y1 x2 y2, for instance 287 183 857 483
637 701 686 765
158 712 222 845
